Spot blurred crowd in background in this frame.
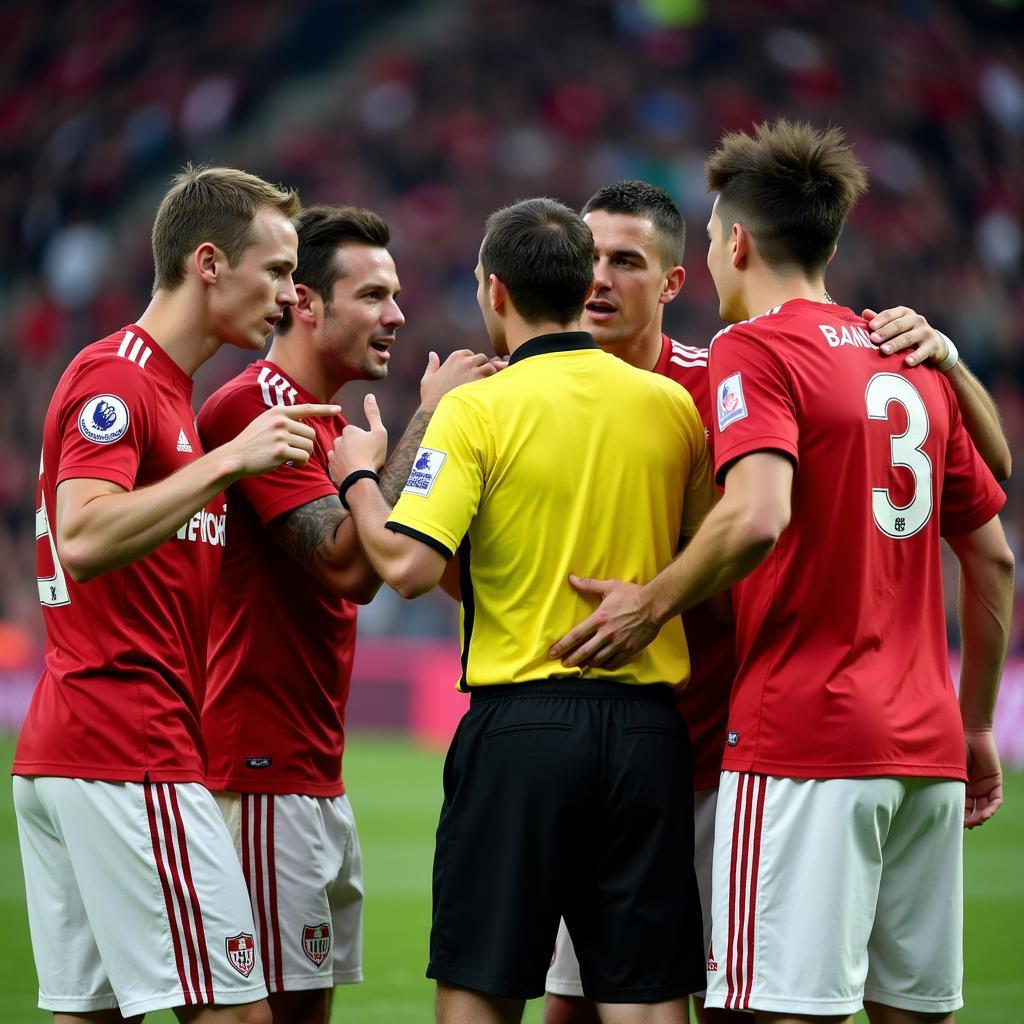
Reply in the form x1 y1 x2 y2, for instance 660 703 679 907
1 0 1022 668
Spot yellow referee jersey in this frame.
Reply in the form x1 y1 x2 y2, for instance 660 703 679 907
387 332 715 689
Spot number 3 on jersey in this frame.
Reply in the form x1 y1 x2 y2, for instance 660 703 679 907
865 373 933 539
36 451 71 606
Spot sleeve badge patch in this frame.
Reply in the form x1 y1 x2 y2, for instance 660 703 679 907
716 373 748 431
78 394 130 444
403 447 448 496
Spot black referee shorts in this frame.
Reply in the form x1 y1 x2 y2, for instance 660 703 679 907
426 679 705 1003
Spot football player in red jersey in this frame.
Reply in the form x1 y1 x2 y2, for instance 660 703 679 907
198 205 499 1024
13 167 344 1024
545 180 1009 1024
551 124 1013 1022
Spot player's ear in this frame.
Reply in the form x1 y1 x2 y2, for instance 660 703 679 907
194 242 221 285
660 265 685 304
732 223 749 268
825 243 838 266
292 284 318 325
488 273 506 314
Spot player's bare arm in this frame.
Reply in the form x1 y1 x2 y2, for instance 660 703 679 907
271 353 496 601
329 394 447 598
378 407 434 504
56 403 339 582
866 305 1011 481
380 348 504 497
269 495 379 603
945 515 1015 828
550 452 792 669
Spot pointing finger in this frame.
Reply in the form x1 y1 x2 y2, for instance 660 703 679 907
281 403 342 420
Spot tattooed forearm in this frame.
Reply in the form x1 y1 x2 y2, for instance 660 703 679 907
379 407 433 506
271 495 347 570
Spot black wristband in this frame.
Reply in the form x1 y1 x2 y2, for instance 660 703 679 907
338 469 379 510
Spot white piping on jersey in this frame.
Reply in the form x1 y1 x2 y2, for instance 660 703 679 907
116 329 153 369
670 340 709 358
708 304 785 352
667 337 709 369
256 366 298 407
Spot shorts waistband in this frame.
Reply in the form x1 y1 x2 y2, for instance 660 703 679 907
468 679 676 703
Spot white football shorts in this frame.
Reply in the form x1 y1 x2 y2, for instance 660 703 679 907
704 772 965 1016
216 791 364 992
545 786 719 998
13 776 267 1016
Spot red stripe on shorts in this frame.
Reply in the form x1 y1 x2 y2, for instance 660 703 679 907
733 774 757 1009
254 795 271 986
242 796 265 985
168 785 215 1003
725 775 745 1008
144 782 192 1005
741 777 767 1008
266 796 284 992
156 784 205 1004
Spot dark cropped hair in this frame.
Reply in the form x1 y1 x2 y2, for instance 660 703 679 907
480 198 594 326
278 204 391 332
581 180 686 268
152 164 300 293
705 119 868 275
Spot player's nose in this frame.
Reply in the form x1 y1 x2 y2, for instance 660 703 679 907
384 299 405 329
278 275 298 308
591 260 612 290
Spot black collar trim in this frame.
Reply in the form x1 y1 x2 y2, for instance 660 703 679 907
507 331 599 366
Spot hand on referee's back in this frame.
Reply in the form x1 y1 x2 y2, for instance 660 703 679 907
549 575 659 670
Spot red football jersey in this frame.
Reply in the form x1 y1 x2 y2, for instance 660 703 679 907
710 299 1006 780
655 336 737 789
14 326 223 782
199 360 357 797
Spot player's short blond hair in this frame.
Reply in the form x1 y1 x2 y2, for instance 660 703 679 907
151 165 300 293
705 119 867 275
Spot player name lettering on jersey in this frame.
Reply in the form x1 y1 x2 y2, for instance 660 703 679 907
176 507 226 547
819 323 874 350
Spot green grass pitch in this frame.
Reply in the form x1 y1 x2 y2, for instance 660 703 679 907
1 734 1022 1023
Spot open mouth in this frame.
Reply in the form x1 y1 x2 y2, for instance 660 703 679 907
369 338 394 355
585 300 617 318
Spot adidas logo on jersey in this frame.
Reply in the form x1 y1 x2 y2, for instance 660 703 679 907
176 428 193 453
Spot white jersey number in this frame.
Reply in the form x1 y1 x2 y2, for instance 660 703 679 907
36 452 71 606
865 373 933 539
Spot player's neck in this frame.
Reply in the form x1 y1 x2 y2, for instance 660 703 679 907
265 336 340 403
738 273 829 321
504 317 583 357
135 291 221 378
602 326 663 372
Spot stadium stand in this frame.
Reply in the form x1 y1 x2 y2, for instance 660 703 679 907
0 0 1021 662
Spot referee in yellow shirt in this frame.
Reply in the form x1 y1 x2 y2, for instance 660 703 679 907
331 198 715 1024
